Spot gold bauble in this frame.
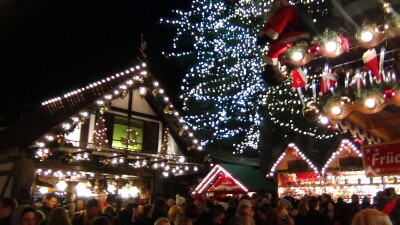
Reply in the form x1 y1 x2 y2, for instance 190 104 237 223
302 101 322 121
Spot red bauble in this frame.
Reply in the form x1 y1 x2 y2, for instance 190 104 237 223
383 89 396 99
308 44 321 55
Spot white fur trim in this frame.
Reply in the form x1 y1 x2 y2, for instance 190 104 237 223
259 29 279 40
265 57 278 65
362 48 377 63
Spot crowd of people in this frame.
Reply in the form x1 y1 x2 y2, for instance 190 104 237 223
0 187 399 225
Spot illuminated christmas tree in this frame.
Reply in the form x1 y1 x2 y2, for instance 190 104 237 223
163 0 345 161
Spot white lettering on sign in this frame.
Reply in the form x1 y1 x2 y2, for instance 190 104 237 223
372 151 400 166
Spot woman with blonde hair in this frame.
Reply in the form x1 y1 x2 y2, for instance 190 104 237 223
175 216 193 225
229 204 255 225
351 209 392 225
154 217 170 225
274 205 294 225
48 207 72 225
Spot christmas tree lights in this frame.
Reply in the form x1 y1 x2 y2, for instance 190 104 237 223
163 0 341 156
162 0 269 154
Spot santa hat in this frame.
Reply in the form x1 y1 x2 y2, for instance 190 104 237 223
292 67 307 89
319 70 337 95
363 48 381 83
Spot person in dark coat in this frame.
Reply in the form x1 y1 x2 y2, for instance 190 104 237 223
347 194 361 225
72 198 101 225
382 187 400 225
322 201 340 225
150 198 169 225
195 205 226 225
303 197 327 225
0 197 18 225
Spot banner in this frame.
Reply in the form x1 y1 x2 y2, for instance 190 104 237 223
361 141 400 177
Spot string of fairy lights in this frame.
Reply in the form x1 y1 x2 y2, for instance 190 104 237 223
37 63 204 177
161 0 268 154
161 0 344 155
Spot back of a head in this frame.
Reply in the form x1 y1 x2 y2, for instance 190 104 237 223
209 204 226 219
297 201 309 216
237 204 251 217
103 205 115 215
352 209 392 225
1 197 17 212
154 217 170 225
385 188 396 198
175 216 193 225
48 207 70 225
90 216 112 225
86 198 99 209
308 197 319 210
153 197 168 213
44 193 57 202
142 203 154 216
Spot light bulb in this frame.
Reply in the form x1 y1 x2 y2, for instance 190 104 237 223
331 106 342 115
325 41 338 53
320 116 329 125
364 98 376 109
292 51 304 61
360 30 374 42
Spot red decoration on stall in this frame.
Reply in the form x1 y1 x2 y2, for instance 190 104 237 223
208 173 243 192
278 172 321 185
362 141 400 177
308 43 321 54
383 88 396 99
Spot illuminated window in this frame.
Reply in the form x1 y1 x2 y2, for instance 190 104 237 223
112 116 144 151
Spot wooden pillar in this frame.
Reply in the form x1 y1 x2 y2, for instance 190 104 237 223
11 153 35 204
151 171 164 202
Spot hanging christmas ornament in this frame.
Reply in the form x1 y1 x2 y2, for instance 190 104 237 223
302 101 322 121
363 48 381 83
308 43 321 54
340 95 352 105
121 90 128 98
291 67 307 91
164 105 173 114
382 88 396 99
57 135 65 145
319 64 337 96
152 89 158 97
79 117 86 124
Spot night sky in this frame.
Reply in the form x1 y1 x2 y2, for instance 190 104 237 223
0 0 190 109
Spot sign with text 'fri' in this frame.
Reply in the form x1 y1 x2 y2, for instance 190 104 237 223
361 141 400 177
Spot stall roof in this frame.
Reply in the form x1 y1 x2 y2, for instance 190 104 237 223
192 163 276 195
321 139 363 174
0 62 201 156
267 143 319 177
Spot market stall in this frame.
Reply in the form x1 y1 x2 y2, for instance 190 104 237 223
191 163 275 198
321 139 381 202
0 62 206 203
267 143 322 198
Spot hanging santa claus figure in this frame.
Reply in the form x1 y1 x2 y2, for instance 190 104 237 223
257 0 316 85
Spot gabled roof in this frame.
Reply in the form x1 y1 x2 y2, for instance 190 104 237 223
192 163 275 194
321 139 363 174
267 143 319 177
0 62 201 157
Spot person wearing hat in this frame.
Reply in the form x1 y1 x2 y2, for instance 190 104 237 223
168 197 186 224
72 198 101 225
